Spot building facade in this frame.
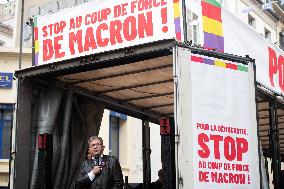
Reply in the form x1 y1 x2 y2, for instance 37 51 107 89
0 47 31 187
0 0 15 47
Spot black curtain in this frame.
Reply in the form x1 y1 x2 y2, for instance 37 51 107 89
29 86 105 189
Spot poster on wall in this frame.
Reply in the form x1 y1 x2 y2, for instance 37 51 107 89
175 47 260 189
34 0 182 66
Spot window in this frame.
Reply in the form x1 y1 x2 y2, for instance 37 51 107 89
264 28 271 40
109 116 119 159
58 0 76 9
186 10 200 45
0 108 13 159
40 1 59 14
248 14 256 29
279 32 284 50
192 13 199 45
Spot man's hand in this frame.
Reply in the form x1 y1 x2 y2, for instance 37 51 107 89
92 166 102 175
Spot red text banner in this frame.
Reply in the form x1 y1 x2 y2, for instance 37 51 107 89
190 54 260 189
175 47 260 189
35 0 176 65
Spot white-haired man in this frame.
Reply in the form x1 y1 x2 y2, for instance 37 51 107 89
76 136 124 189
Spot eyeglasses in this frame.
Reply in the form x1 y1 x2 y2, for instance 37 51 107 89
90 143 103 148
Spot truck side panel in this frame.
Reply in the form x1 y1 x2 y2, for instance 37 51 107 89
14 78 32 188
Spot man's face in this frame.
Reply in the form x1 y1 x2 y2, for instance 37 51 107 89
89 139 104 157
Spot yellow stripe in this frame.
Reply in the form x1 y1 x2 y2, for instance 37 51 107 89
214 60 226 67
35 41 39 53
173 3 180 18
202 16 223 36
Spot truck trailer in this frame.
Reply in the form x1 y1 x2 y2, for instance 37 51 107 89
12 0 284 188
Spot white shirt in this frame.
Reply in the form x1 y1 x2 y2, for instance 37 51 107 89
88 154 103 181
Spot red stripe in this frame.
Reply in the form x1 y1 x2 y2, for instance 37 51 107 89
173 0 179 3
201 1 222 22
226 63 238 70
34 27 38 41
176 32 181 41
191 56 203 63
203 46 224 52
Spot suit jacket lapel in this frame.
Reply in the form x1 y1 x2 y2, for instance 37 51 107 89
102 155 110 170
86 159 95 173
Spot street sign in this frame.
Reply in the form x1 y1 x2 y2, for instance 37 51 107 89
0 72 13 89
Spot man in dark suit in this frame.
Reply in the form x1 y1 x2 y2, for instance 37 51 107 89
76 136 124 189
149 169 163 189
134 169 163 189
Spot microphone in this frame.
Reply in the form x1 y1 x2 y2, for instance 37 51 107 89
95 155 100 166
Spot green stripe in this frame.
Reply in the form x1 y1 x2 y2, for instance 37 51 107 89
203 0 221 7
33 17 37 27
237 65 248 72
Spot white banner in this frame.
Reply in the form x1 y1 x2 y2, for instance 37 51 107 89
222 8 284 95
34 0 177 65
175 47 260 189
185 0 284 95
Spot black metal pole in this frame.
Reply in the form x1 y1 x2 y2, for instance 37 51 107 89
124 176 128 189
19 0 25 69
264 156 269 184
274 97 281 189
181 0 187 42
253 60 263 189
8 114 13 189
269 98 279 189
31 18 35 66
275 99 281 179
142 120 151 189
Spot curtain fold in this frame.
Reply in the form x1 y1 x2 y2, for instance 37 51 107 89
30 86 64 189
29 86 105 189
53 90 73 189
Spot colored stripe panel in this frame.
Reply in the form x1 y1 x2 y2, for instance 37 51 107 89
203 58 214 65
201 1 222 22
214 60 226 68
238 65 248 72
34 27 38 41
173 3 180 18
203 16 223 36
174 18 181 32
203 32 224 51
203 0 221 8
35 54 39 66
226 63 238 70
173 0 179 3
191 56 203 63
191 55 248 72
35 41 39 53
33 17 37 27
176 32 181 40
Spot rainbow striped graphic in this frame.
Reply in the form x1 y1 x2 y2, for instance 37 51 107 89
173 0 181 41
191 55 248 72
201 0 224 52
34 17 39 66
